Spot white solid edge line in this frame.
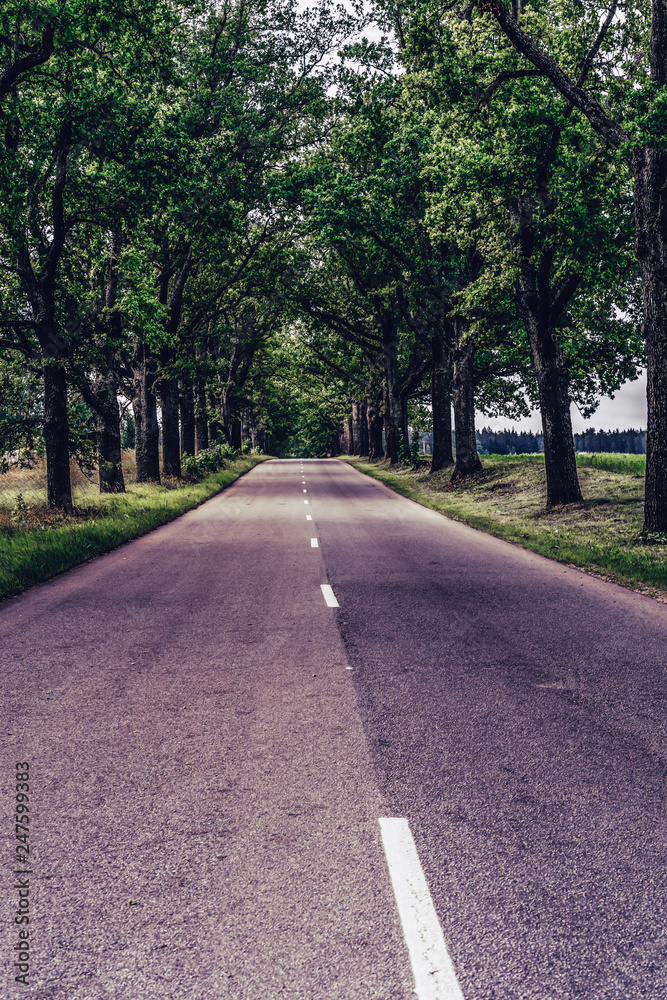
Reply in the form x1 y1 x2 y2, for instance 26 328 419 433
379 818 465 1000
306 514 312 520
320 584 339 607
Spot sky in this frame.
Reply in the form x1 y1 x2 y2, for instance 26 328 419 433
477 372 647 434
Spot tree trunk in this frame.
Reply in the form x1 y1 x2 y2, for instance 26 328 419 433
528 325 582 506
384 392 401 464
220 388 233 445
133 343 160 484
430 333 453 472
382 319 401 464
451 330 482 482
351 401 362 456
230 417 242 451
195 379 209 453
346 415 354 455
208 379 221 444
367 399 383 459
252 414 266 453
359 400 369 456
634 146 667 531
241 408 251 448
179 381 195 457
43 362 73 512
399 392 410 455
160 379 181 478
95 369 125 494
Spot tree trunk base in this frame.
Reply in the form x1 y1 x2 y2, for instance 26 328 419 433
430 455 454 474
450 457 482 483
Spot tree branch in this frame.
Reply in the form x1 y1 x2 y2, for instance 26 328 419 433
0 22 55 102
472 69 543 115
489 1 627 146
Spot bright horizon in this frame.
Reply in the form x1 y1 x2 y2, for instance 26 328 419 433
478 371 647 435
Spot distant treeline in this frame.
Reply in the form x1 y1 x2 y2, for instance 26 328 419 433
474 427 647 455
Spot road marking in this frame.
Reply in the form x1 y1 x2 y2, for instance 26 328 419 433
379 818 464 1000
306 514 312 520
304 500 309 504
311 538 318 547
320 584 339 607
303 489 307 493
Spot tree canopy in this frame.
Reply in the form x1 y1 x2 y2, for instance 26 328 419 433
2 0 663 526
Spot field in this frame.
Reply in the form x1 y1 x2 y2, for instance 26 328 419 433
0 452 266 601
0 451 139 518
345 453 667 600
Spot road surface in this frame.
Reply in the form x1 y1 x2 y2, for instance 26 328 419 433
1 458 665 999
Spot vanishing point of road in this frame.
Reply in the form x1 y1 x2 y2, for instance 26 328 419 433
1 459 665 999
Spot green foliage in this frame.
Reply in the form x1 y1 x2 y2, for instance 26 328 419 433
120 412 135 450
483 452 646 475
397 429 422 468
67 399 97 476
409 429 422 468
0 0 654 517
575 453 646 476
181 443 237 482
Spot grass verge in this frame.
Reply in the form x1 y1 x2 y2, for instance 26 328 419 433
343 454 667 600
0 456 267 602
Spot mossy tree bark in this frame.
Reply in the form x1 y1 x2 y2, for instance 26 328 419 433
94 368 125 494
133 339 160 484
451 327 482 482
180 381 195 456
367 399 384 459
43 363 73 511
430 331 453 472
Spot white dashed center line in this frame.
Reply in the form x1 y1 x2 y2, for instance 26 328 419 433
379 818 464 1000
311 538 318 547
306 514 312 520
304 500 309 504
303 489 307 493
320 584 338 607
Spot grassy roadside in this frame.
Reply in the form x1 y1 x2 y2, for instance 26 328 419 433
0 455 267 602
343 454 667 600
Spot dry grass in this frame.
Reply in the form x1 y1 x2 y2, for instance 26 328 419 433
0 454 267 600
0 450 138 512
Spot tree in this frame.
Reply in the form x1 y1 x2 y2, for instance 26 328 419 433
485 0 667 526
0 0 181 507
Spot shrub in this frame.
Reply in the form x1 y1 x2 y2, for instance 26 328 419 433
181 444 232 482
398 431 422 469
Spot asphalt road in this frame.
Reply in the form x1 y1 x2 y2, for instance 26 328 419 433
1 458 666 999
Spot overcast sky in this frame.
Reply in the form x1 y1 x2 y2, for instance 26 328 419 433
478 372 647 434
